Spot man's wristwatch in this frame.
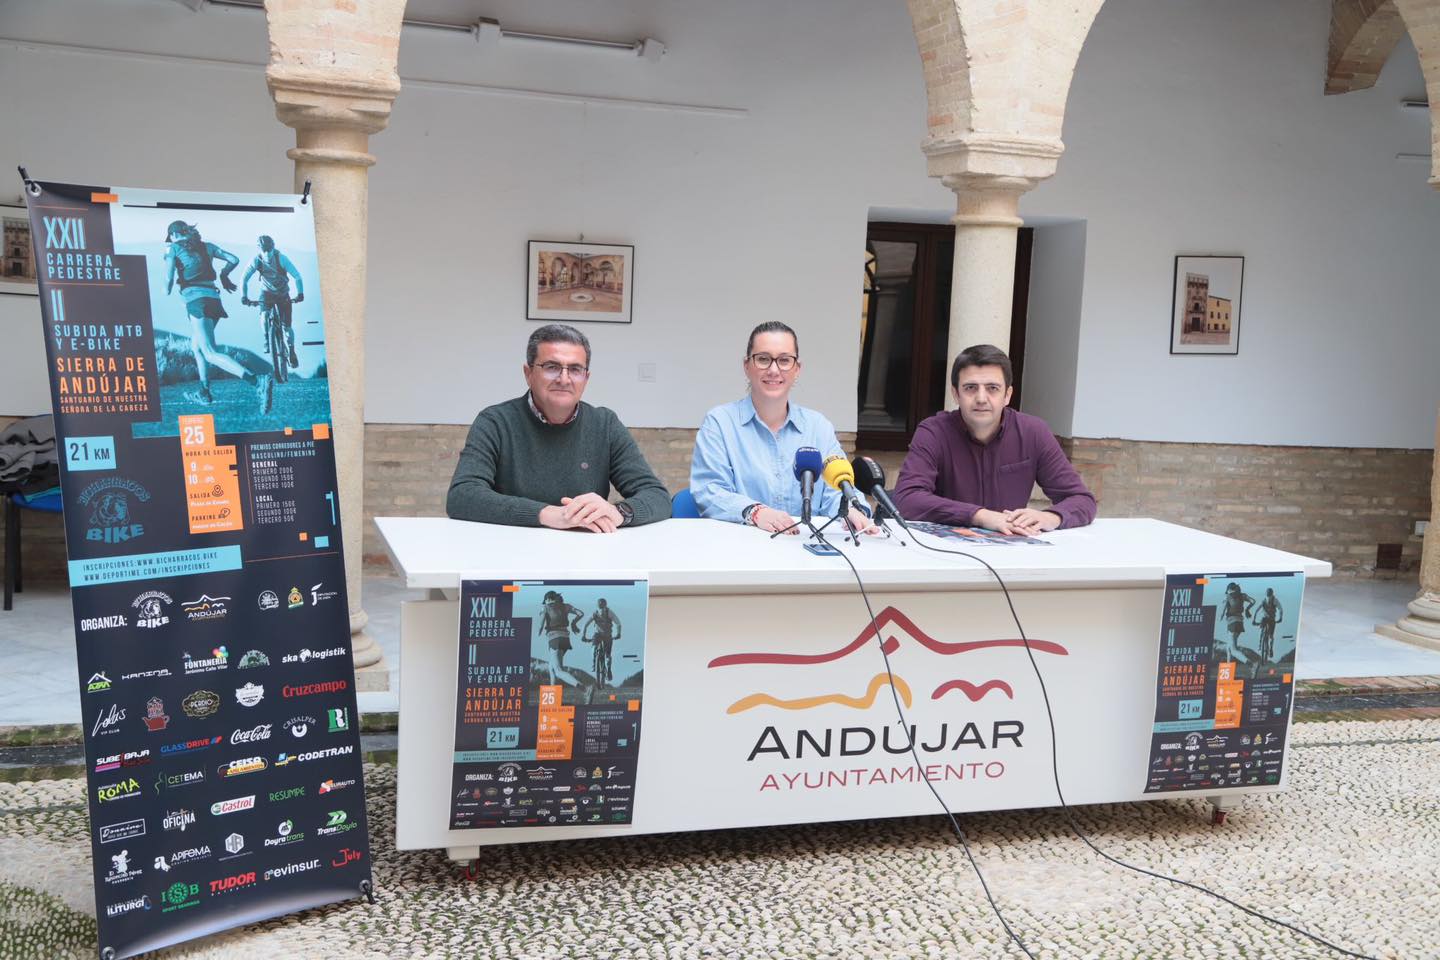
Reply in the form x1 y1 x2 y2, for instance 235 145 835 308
615 501 635 527
741 503 762 526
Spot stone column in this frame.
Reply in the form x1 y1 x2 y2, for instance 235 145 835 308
1377 407 1440 651
264 1 407 690
944 174 1029 364
923 136 1059 409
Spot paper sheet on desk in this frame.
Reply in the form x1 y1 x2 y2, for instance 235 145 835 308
907 521 1054 546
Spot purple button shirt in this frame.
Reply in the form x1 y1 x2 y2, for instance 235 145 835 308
891 407 1097 529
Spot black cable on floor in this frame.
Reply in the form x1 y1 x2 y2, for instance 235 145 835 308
903 528 1381 960
810 526 1037 960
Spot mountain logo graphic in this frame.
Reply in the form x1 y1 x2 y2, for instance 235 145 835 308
708 606 1068 712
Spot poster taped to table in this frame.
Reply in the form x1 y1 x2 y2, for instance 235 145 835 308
451 575 649 828
1144 570 1304 794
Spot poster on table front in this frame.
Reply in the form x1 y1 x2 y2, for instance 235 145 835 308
25 180 372 960
450 577 648 828
1143 571 1304 794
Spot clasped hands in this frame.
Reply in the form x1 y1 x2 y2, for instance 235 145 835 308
972 507 1060 536
539 493 623 533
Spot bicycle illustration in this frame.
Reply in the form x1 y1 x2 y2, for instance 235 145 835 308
243 293 300 384
584 624 616 688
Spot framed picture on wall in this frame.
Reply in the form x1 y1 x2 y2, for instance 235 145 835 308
1170 255 1244 355
0 200 39 296
527 240 634 324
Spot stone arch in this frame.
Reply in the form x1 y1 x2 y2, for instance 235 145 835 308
904 0 1106 155
1327 0 1407 94
1393 0 1440 185
905 0 974 144
902 0 1107 378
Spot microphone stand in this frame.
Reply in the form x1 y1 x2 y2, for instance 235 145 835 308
769 511 855 545
869 502 903 543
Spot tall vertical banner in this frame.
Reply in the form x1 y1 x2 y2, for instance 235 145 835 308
1144 571 1304 794
25 180 372 959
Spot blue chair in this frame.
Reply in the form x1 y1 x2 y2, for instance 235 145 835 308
671 488 700 519
4 488 63 611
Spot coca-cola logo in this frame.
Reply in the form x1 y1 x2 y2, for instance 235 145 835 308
230 724 273 745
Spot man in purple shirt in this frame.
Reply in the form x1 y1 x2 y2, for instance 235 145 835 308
892 344 1096 535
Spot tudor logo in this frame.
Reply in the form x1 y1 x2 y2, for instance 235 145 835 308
208 871 256 895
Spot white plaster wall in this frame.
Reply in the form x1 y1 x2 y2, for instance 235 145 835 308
1021 222 1088 437
2 0 1438 448
0 0 939 431
1029 0 1440 447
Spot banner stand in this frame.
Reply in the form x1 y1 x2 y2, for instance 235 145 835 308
24 170 375 959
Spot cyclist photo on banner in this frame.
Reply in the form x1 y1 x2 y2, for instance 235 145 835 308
582 598 623 689
114 189 333 439
241 234 304 383
520 580 648 708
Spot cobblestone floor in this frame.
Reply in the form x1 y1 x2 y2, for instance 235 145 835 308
0 718 1435 960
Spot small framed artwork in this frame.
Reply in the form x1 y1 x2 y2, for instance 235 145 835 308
1170 255 1244 355
527 240 634 324
0 200 39 296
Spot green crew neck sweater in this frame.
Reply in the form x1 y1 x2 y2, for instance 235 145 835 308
446 395 671 527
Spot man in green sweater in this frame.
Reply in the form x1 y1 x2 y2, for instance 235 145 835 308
446 324 671 531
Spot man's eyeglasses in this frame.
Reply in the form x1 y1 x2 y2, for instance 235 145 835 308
533 362 590 381
748 354 798 371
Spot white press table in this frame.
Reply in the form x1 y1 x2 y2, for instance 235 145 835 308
375 517 1329 858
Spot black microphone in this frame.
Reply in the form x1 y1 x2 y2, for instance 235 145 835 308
851 455 908 529
793 447 823 526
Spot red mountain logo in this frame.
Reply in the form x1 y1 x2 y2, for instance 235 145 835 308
708 606 1068 712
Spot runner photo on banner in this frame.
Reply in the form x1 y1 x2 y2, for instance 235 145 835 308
24 179 372 960
451 577 648 829
1144 570 1305 795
